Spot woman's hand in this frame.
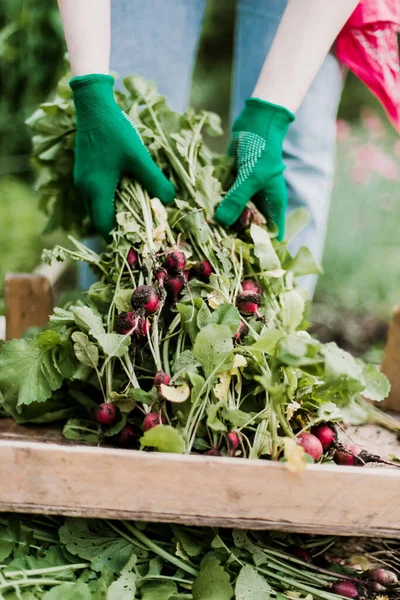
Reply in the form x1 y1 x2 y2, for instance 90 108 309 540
214 99 294 241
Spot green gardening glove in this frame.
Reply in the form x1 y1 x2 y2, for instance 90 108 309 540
70 74 175 238
214 98 295 241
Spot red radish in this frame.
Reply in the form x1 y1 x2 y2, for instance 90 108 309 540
311 422 337 451
183 269 191 282
127 248 138 268
164 250 187 273
369 582 386 593
291 547 312 562
115 424 137 449
297 432 323 461
367 568 398 587
137 317 151 338
204 448 222 456
92 403 119 426
143 412 167 432
226 431 241 457
153 267 168 287
233 206 264 231
154 371 171 388
334 443 364 466
115 311 138 336
115 311 148 339
193 260 213 282
331 581 360 599
131 285 160 315
242 279 262 295
233 321 249 342
236 291 261 316
165 275 185 300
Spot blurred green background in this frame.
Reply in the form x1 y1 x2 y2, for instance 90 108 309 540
1 0 399 356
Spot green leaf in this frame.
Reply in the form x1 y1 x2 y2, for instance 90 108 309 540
192 556 233 600
106 571 137 600
72 306 105 338
114 289 135 313
206 400 227 433
97 333 130 358
279 290 305 331
140 425 185 453
235 565 271 600
318 401 343 422
59 518 134 573
172 350 199 375
0 337 63 407
250 330 284 354
130 387 157 405
193 324 234 378
362 363 390 401
321 343 365 394
140 580 177 600
63 419 100 443
171 525 205 557
49 307 75 326
223 408 254 427
7 545 67 573
0 524 17 561
197 301 212 329
277 334 320 367
116 211 141 234
285 207 310 242
250 224 280 271
210 304 241 335
43 581 91 600
286 246 322 277
177 301 201 344
72 332 99 368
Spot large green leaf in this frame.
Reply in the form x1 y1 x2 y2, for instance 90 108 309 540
361 363 390 401
43 581 91 600
106 571 137 600
235 565 271 600
0 334 64 407
192 556 233 600
59 519 134 573
140 425 185 454
250 224 280 271
193 324 234 378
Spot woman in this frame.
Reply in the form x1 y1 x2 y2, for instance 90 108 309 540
57 0 399 294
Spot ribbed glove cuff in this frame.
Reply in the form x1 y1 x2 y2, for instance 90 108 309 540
70 74 121 131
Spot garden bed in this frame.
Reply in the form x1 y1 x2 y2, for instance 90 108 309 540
1 418 400 539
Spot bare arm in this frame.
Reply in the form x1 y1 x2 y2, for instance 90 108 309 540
252 0 359 112
57 0 110 76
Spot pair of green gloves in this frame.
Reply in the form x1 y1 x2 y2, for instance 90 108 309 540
71 74 294 241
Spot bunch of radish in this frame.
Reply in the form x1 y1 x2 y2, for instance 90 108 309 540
295 421 399 469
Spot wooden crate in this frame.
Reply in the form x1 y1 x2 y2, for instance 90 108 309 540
2 272 400 537
1 419 400 538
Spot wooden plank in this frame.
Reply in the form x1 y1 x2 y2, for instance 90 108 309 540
0 424 400 538
381 306 400 412
5 274 53 340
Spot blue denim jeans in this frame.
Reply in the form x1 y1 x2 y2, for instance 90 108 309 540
80 0 344 295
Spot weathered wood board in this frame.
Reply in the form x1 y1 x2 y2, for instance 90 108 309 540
5 274 53 340
0 420 399 538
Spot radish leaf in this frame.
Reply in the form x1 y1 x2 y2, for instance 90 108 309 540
236 565 271 599
193 324 234 378
59 519 134 573
192 556 233 600
140 425 185 454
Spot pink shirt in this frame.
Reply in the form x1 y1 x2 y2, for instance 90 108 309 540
335 0 400 132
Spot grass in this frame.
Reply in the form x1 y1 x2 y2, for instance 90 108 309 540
316 115 400 319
